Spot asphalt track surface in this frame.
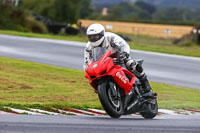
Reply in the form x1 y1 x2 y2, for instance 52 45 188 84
0 114 200 133
0 34 200 133
0 34 200 89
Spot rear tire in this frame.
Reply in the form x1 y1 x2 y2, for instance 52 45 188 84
140 99 158 119
97 82 122 118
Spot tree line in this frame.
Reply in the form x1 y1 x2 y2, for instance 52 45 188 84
88 1 200 26
2 0 199 26
0 0 92 33
1 0 200 34
20 0 92 24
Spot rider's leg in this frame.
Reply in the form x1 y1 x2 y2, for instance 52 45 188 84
125 59 154 96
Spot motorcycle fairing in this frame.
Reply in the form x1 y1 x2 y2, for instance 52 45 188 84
85 50 136 94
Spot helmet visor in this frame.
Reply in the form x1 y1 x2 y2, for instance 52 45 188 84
88 34 103 42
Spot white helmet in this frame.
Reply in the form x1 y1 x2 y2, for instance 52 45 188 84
86 23 105 47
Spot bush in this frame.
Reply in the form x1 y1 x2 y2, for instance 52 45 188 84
0 3 47 33
194 24 200 45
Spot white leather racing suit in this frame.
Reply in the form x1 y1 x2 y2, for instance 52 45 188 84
84 32 144 77
84 32 153 94
84 32 129 65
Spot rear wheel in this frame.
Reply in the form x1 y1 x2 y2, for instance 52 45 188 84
140 99 158 119
97 82 123 118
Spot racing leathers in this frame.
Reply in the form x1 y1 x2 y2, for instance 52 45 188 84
84 32 153 95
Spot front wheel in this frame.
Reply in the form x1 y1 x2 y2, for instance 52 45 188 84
97 82 123 118
140 99 158 119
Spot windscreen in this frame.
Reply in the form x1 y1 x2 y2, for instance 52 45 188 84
91 47 107 62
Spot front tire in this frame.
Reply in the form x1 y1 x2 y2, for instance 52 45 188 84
97 82 122 118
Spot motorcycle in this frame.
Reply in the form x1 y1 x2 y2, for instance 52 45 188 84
84 47 158 119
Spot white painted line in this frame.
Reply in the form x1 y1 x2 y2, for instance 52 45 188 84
2 106 200 116
89 109 106 113
176 110 200 115
158 109 178 115
158 109 200 115
58 109 87 116
72 109 98 116
88 109 106 115
5 107 44 115
28 108 61 115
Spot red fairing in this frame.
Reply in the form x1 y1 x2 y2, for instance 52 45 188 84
107 68 136 94
85 50 136 94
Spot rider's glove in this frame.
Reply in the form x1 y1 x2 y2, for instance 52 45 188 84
119 52 129 64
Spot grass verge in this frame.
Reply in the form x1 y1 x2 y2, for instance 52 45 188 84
130 41 200 57
1 30 200 57
0 57 200 110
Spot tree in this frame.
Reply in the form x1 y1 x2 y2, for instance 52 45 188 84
21 0 82 24
104 2 153 22
153 7 193 23
53 0 81 23
79 0 93 19
22 0 54 14
135 0 157 14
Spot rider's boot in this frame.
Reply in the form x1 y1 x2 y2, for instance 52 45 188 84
127 61 155 98
138 74 155 98
122 56 156 98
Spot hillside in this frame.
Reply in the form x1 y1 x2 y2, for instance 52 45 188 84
143 0 200 9
92 0 200 8
92 0 124 5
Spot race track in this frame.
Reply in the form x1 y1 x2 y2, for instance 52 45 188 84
0 34 200 89
0 114 200 133
0 34 200 133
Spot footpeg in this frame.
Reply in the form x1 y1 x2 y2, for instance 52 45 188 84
142 91 157 98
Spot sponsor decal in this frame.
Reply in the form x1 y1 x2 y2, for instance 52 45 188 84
93 64 98 68
116 72 128 84
127 99 138 110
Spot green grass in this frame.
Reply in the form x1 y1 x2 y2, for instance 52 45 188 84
131 42 200 57
128 34 200 57
1 29 200 58
0 57 200 110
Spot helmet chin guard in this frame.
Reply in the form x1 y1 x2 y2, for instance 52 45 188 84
89 36 105 47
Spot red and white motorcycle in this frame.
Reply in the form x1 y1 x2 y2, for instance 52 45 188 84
85 47 158 118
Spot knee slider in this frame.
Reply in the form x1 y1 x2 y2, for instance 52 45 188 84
136 64 143 73
125 59 135 70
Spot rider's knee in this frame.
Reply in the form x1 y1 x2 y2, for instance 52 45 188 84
135 64 143 73
125 59 136 70
126 60 145 78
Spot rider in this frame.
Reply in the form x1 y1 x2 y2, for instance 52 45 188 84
84 23 154 97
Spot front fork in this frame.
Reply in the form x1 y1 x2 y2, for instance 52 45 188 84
107 79 144 113
109 82 120 100
97 78 122 100
123 82 149 114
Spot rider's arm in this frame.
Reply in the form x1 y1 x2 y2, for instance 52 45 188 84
107 33 130 54
107 33 132 66
83 42 92 69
